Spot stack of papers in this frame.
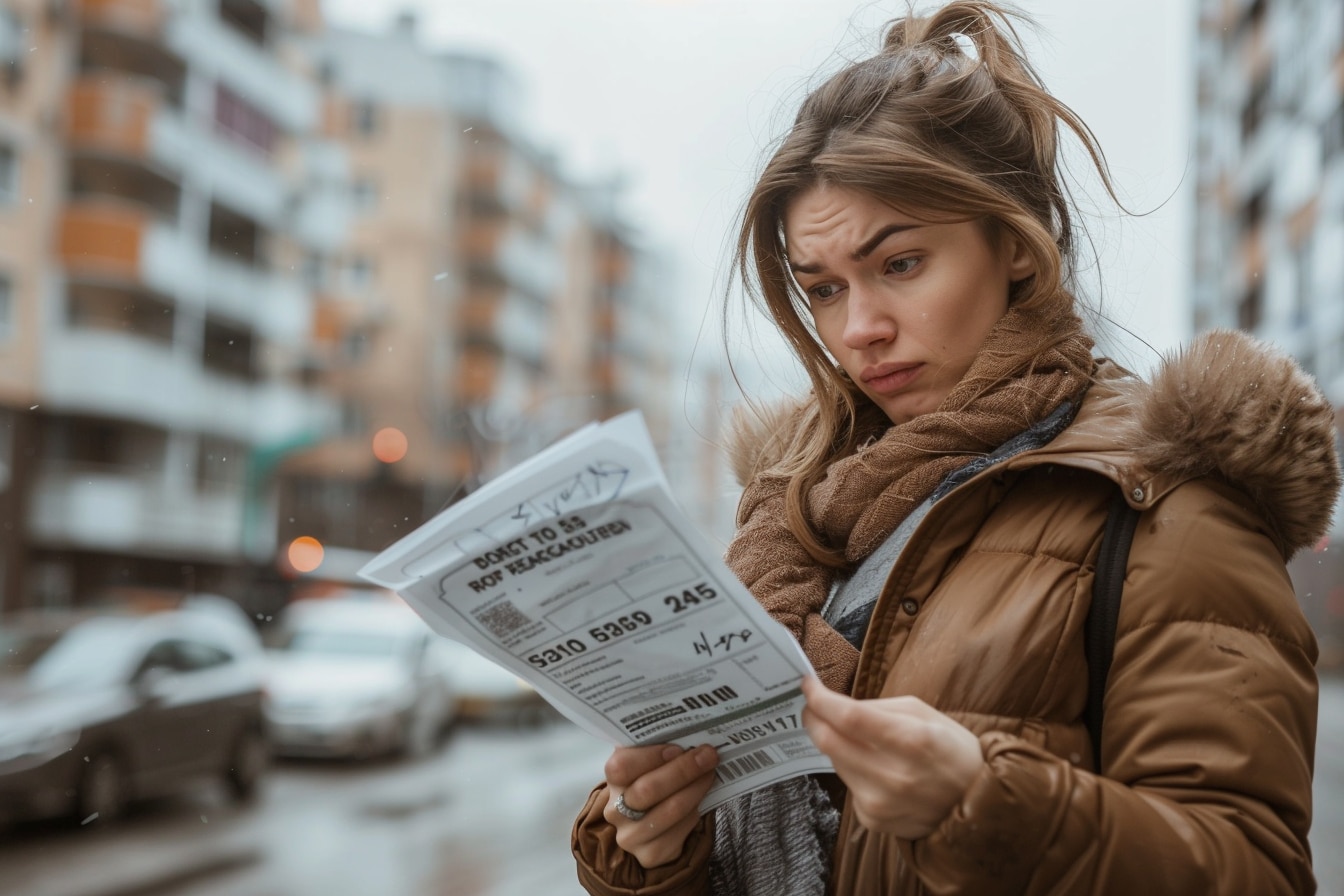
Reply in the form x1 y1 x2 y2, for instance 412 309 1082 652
359 411 831 810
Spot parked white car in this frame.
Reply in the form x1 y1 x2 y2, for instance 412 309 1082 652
433 639 552 726
263 596 456 759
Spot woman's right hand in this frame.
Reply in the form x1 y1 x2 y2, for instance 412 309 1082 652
600 742 719 868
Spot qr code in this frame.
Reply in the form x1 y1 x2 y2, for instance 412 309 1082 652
474 600 533 639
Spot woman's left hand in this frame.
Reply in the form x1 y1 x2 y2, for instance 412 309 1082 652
801 676 984 840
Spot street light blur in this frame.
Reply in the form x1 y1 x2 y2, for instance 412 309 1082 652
372 428 409 464
287 537 326 575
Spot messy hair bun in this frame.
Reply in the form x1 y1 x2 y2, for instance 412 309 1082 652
730 0 1119 559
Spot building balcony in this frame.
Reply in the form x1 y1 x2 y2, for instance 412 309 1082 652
28 463 246 558
58 201 308 342
66 75 162 158
163 11 316 135
76 0 165 36
65 71 289 228
201 252 310 345
150 105 289 228
40 327 338 446
58 200 152 282
496 226 560 301
494 291 547 369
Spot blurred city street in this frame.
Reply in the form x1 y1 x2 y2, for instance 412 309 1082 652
0 719 610 896
0 678 1340 896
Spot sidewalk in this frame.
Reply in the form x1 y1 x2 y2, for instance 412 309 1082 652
0 809 260 896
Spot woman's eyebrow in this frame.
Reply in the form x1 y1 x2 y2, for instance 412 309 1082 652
788 222 925 273
852 223 924 261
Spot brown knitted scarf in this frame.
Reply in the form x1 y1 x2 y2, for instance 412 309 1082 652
724 304 1095 694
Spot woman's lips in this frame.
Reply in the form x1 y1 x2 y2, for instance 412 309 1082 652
861 362 923 393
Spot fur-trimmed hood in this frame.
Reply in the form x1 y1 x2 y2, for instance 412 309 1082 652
728 329 1342 559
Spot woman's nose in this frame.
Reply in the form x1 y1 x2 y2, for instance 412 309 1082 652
842 284 896 349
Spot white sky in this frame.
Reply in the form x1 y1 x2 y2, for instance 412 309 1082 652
323 0 1195 378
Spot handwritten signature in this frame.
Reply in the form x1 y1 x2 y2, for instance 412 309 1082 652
692 628 753 657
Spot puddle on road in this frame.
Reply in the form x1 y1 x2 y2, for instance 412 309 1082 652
357 791 450 821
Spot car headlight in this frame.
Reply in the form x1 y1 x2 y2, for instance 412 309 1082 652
0 728 79 768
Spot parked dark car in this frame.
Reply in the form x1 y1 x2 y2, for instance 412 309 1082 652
0 604 269 828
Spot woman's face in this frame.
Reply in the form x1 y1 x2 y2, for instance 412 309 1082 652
784 184 1034 425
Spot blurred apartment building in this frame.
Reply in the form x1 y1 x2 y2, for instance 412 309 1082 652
1191 0 1344 662
263 14 681 584
0 2 682 614
0 0 344 614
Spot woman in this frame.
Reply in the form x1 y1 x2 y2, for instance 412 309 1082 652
572 2 1339 893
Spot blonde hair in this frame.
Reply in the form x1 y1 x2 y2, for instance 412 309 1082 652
731 1 1119 563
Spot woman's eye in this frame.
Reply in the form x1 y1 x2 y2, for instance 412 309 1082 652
887 257 920 275
811 283 840 302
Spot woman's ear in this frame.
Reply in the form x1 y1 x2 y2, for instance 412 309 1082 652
1003 232 1037 282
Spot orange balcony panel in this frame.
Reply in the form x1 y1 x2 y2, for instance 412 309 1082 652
592 307 617 335
598 245 630 284
66 78 157 156
464 154 502 187
592 359 617 392
312 301 343 344
459 298 497 330
59 205 147 280
461 221 503 257
457 350 498 403
76 0 164 34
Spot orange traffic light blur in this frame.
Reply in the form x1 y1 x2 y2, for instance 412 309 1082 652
287 536 325 573
372 427 408 463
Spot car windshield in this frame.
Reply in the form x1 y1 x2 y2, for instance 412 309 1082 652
0 619 138 690
284 628 404 658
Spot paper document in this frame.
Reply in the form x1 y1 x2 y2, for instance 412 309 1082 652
359 410 832 811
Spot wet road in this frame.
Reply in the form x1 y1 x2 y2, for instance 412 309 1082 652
1316 675 1344 896
0 719 611 896
1 678 1341 896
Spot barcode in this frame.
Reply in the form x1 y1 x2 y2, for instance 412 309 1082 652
716 749 777 783
475 600 532 639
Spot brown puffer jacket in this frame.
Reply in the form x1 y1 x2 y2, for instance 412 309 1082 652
572 330 1339 895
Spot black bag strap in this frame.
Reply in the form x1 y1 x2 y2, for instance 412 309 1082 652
1084 488 1141 772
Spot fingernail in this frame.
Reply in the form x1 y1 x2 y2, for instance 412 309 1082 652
694 745 717 769
661 745 683 761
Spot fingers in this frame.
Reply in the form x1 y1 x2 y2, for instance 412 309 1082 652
604 743 685 788
604 766 718 868
802 676 932 750
617 744 718 815
600 743 720 869
800 677 985 839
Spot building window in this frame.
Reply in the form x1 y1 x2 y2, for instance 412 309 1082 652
351 177 378 210
0 143 16 204
196 435 246 491
1294 239 1314 328
345 256 374 291
342 330 368 364
1240 184 1268 236
0 408 13 491
0 10 22 89
214 83 277 157
352 100 378 137
201 317 257 380
1325 101 1344 158
302 252 325 288
1241 74 1270 141
1238 280 1263 332
218 0 268 46
339 399 366 436
0 272 12 342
